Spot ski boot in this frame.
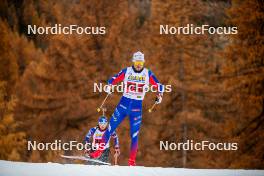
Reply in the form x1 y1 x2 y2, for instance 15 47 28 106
84 150 90 158
128 159 136 166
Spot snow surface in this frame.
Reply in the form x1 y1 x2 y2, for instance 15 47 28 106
0 160 263 176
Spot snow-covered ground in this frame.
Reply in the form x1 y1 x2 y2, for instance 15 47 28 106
0 160 263 176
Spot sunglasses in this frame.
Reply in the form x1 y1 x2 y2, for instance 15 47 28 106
99 122 108 125
134 61 144 66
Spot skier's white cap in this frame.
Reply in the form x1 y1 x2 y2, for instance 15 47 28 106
132 51 145 62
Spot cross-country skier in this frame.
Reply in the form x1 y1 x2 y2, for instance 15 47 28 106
90 51 163 166
84 116 120 164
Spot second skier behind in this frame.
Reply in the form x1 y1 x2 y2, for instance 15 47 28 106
84 116 120 164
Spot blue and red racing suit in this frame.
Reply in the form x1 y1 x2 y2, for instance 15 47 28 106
90 66 163 164
85 126 119 150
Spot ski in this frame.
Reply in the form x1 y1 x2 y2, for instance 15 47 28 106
60 155 111 165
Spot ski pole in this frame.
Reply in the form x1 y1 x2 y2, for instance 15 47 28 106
97 94 110 112
148 102 157 113
114 153 118 165
102 107 107 116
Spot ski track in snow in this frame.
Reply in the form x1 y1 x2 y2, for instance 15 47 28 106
0 160 264 176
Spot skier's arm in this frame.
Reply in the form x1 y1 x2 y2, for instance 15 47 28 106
148 70 164 94
107 68 127 85
149 70 164 104
111 131 120 148
85 127 96 143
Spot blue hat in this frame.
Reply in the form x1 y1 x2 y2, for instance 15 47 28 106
98 116 108 125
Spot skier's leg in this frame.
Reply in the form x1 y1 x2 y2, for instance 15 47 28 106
98 148 110 164
102 100 128 144
128 106 142 165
